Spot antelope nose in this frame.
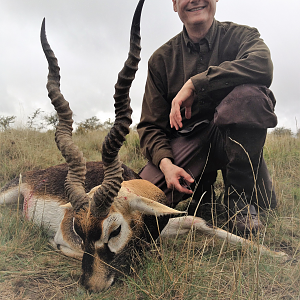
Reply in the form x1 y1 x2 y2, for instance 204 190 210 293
80 273 115 292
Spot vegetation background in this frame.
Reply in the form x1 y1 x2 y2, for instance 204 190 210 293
0 114 299 299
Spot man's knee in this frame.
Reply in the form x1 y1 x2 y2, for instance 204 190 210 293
214 84 277 129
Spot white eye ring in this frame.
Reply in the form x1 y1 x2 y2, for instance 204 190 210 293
72 218 78 235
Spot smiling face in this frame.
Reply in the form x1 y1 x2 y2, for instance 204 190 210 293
172 0 218 33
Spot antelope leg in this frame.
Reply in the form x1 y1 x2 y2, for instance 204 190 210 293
160 216 288 259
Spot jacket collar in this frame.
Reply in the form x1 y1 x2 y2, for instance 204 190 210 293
182 19 217 52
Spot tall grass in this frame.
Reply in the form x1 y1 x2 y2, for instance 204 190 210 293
0 129 299 299
0 128 147 187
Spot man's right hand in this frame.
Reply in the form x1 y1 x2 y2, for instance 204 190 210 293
170 79 195 130
159 158 194 194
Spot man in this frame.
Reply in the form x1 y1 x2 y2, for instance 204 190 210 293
137 0 277 235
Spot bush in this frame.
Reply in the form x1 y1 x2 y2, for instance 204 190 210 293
271 127 293 137
0 115 16 131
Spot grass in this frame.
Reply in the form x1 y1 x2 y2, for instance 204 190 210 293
0 128 146 187
0 129 300 299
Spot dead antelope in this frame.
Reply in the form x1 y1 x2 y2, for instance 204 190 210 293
0 0 287 292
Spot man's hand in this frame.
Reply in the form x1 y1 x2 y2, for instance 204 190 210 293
170 79 196 130
159 158 194 194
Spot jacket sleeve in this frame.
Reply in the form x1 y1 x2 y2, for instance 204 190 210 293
191 26 273 99
137 57 174 167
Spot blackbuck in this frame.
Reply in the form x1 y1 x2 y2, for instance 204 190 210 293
0 0 287 292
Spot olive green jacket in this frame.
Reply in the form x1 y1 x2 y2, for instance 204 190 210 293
137 19 273 167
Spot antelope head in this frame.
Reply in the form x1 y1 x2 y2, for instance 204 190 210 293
40 0 182 292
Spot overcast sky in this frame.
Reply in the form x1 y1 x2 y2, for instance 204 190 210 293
0 0 299 131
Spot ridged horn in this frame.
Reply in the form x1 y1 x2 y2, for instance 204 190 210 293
90 0 144 218
40 18 90 212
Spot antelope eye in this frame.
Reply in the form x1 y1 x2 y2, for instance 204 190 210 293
108 225 121 241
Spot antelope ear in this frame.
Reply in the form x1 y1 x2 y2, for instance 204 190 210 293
129 196 185 216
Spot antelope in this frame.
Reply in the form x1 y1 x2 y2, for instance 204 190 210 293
0 0 287 292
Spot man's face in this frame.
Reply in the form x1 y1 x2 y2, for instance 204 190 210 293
172 0 218 29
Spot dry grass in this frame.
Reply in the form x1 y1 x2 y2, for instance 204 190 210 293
0 128 146 187
0 129 300 299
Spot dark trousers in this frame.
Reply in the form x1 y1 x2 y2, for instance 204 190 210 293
139 84 278 214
